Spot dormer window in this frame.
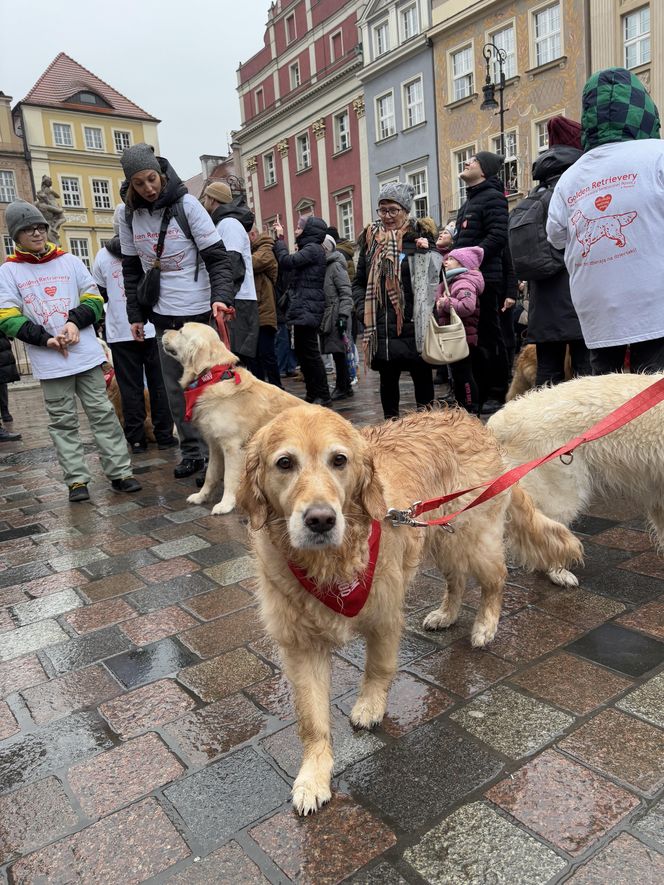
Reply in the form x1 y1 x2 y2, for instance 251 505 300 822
66 90 112 109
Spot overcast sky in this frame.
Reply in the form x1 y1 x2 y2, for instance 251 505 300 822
0 0 272 179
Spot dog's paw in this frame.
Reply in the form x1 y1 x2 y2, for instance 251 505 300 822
186 492 206 505
423 608 457 631
470 619 498 648
547 567 579 588
350 696 385 730
291 778 332 816
211 498 235 516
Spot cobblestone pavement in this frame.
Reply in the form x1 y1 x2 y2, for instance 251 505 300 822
0 373 663 884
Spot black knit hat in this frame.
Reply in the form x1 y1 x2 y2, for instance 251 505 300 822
475 151 504 179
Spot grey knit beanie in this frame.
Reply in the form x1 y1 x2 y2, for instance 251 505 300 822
120 143 161 180
378 182 415 212
6 200 49 241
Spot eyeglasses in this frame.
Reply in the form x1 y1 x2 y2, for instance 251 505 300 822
376 207 403 217
23 225 48 235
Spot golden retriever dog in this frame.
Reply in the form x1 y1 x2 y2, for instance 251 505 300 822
506 343 572 401
489 371 664 584
237 405 581 814
162 322 302 514
100 342 156 443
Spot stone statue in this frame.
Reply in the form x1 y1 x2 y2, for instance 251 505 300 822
35 175 66 244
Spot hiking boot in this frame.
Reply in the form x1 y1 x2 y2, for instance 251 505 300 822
174 458 205 478
111 477 142 493
68 482 90 502
312 397 333 407
330 387 354 401
0 426 21 442
130 440 148 454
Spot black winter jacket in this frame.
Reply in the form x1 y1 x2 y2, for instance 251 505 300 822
274 216 327 328
455 178 508 284
353 220 435 364
0 331 19 385
527 146 584 343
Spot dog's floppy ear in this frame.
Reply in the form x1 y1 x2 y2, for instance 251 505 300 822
358 449 387 520
237 439 269 530
188 334 218 381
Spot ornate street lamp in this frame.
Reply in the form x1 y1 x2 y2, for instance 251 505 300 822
480 42 507 178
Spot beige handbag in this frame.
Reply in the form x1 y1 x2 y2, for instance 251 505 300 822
422 273 470 365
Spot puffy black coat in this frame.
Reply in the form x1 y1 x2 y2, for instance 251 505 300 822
0 332 20 384
527 146 585 342
353 220 435 363
274 216 327 328
455 178 508 283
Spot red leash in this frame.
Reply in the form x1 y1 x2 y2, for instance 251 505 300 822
214 307 235 350
388 376 664 529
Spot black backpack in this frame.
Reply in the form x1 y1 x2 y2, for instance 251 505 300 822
508 186 566 280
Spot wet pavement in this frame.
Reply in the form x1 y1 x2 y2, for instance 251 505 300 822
0 373 663 884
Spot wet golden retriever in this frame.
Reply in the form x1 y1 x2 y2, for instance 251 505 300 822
237 405 582 814
162 322 302 514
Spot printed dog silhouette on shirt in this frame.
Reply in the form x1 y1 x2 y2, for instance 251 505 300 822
571 208 637 257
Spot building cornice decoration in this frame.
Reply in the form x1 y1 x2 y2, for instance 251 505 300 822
245 155 258 173
277 139 289 157
352 97 366 118
312 118 326 139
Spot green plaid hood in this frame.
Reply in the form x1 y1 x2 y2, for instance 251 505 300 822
581 67 660 151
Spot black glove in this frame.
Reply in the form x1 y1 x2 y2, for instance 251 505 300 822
337 317 347 333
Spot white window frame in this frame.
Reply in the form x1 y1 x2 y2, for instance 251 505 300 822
52 122 73 147
492 129 519 194
83 125 104 151
289 61 301 90
489 22 517 80
337 199 354 242
451 44 474 101
3 235 14 258
402 76 425 129
375 91 396 141
113 129 131 154
334 110 351 153
532 1 562 68
285 12 296 44
0 170 17 203
400 3 419 42
91 178 112 210
373 20 389 57
407 168 428 218
60 175 82 208
330 29 343 61
296 132 311 171
453 144 476 208
69 237 91 268
263 151 277 186
624 6 650 69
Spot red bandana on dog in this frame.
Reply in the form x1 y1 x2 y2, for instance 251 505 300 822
183 364 240 422
287 519 382 617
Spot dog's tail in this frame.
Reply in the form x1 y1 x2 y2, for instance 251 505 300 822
506 484 584 572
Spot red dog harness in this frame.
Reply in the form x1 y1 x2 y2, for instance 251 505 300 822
183 364 240 422
287 519 382 617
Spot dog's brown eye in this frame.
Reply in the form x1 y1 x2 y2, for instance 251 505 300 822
332 453 347 468
276 456 293 470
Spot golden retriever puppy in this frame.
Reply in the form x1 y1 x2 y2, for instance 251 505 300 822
162 322 302 514
237 405 581 814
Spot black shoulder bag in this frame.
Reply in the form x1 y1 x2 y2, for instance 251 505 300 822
136 208 172 311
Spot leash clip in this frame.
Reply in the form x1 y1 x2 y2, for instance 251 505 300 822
387 501 428 528
559 452 574 466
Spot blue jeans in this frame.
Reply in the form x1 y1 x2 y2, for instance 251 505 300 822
276 323 297 374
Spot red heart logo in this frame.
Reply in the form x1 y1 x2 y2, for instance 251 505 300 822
44 286 57 296
595 194 612 211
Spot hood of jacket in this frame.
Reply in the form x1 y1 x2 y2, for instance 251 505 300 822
210 196 255 232
298 215 327 247
250 232 274 252
325 250 347 270
465 176 505 200
581 67 660 152
447 266 485 295
104 235 122 258
336 239 355 260
446 245 484 271
532 145 583 183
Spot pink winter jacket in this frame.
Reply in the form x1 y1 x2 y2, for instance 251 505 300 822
435 246 484 348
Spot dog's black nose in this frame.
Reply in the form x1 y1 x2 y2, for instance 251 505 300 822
303 506 337 534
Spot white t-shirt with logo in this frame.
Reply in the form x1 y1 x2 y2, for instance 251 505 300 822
0 253 105 380
547 138 664 349
92 247 155 343
119 194 221 318
215 217 257 302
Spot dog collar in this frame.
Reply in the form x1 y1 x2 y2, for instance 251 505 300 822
183 363 240 422
287 519 382 617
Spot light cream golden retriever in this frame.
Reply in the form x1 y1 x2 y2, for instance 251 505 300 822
237 405 582 815
162 322 302 514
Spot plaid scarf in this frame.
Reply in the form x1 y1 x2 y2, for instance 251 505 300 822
362 220 409 365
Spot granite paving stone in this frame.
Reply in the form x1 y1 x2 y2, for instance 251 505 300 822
178 607 265 658
95 533 154 555
565 622 664 676
178 648 272 702
120 605 198 645
162 841 270 884
81 549 159 579
0 777 79 864
339 631 439 669
345 862 409 884
181 584 254 620
104 636 200 689
203 554 258 586
509 652 633 715
406 605 476 647
9 588 83 626
617 598 664 639
80 571 146 603
583 567 663 605
592 526 654 551
488 608 581 662
48 548 109 573
531 586 626 629
135 556 201 584
344 718 503 831
163 505 211 523
99 678 197 739
0 655 47 698
250 794 397 884
163 694 267 765
617 672 664 727
566 833 664 883
0 711 114 796
0 620 69 664
41 625 132 675
634 797 664 848
188 540 248 566
67 731 184 818
163 746 290 851
150 535 210 560
20 664 123 725
559 708 664 795
126 572 215 614
7 798 190 884
404 801 567 885
62 596 135 634
15 569 89 599
0 587 26 608
486 749 640 855
409 642 515 698
0 561 53 590
619 551 664 581
0 700 19 740
451 684 574 758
